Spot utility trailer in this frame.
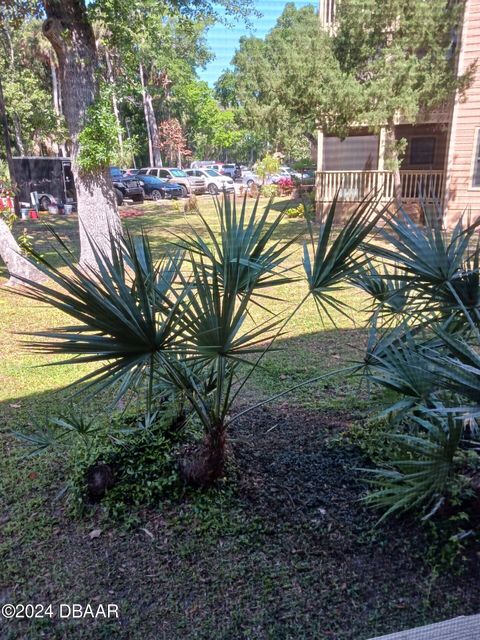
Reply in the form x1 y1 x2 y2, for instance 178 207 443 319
12 156 76 210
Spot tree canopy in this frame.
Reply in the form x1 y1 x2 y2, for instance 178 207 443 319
0 0 257 166
219 0 472 165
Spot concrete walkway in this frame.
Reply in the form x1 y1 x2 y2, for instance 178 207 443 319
369 615 480 640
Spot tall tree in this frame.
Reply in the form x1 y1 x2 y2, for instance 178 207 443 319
156 118 191 167
332 0 472 199
0 14 64 156
225 7 356 162
42 0 121 266
1 0 254 270
225 1 473 180
176 80 242 160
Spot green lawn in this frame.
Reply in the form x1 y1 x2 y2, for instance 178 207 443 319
0 197 477 640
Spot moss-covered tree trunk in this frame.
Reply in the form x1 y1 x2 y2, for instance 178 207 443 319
43 0 121 267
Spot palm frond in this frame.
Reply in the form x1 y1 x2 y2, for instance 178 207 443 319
16 229 186 402
362 411 466 521
366 210 480 325
174 193 298 297
303 195 389 319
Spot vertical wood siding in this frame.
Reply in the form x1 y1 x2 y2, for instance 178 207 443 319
445 0 480 225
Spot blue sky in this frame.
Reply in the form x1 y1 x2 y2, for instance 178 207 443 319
199 0 315 86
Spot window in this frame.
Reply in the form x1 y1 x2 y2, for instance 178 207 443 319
472 131 480 188
410 137 436 166
323 135 379 171
138 169 148 175
159 170 169 178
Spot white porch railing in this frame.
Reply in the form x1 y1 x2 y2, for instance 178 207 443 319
316 170 445 204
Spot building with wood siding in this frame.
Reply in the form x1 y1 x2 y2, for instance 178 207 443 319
316 0 480 227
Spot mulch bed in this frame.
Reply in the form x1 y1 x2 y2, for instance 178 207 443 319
2 405 479 640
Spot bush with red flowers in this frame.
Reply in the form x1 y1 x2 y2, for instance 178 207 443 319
277 176 294 195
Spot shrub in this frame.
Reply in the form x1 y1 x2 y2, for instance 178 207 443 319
17 194 386 499
255 153 281 183
277 176 294 195
355 211 480 523
260 184 279 199
284 203 315 222
285 204 304 219
71 415 186 519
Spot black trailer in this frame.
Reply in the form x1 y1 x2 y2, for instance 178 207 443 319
12 156 76 210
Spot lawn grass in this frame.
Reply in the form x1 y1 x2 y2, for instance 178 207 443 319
0 197 478 640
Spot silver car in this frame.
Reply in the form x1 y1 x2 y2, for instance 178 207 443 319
186 168 235 195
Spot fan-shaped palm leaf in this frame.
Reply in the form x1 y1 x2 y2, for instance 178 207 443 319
363 411 466 521
367 210 480 326
16 230 186 401
303 195 389 322
174 194 298 299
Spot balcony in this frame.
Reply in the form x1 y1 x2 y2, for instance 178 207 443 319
316 170 445 205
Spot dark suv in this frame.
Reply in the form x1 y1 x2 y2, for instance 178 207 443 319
110 167 144 206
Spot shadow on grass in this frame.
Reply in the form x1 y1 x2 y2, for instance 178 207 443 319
0 196 312 281
1 329 479 640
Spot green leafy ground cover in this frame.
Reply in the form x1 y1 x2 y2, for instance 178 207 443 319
0 198 478 640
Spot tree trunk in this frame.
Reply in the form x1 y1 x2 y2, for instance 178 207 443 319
42 1 121 267
105 49 124 158
49 52 60 115
48 51 67 157
12 115 25 156
385 119 402 205
305 132 318 164
139 63 162 167
0 219 43 286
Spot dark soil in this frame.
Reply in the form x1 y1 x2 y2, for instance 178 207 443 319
2 406 479 640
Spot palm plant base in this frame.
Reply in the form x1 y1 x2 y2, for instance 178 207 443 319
178 429 227 488
86 462 116 499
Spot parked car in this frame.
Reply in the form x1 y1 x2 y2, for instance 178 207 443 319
185 168 235 195
136 174 183 200
110 167 144 206
270 167 294 183
220 163 237 178
137 167 205 196
205 163 225 174
190 160 216 169
240 170 261 187
290 168 316 184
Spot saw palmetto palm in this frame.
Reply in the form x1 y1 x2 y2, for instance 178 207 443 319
367 210 480 328
17 230 186 402
362 410 466 522
303 194 389 323
174 194 298 302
